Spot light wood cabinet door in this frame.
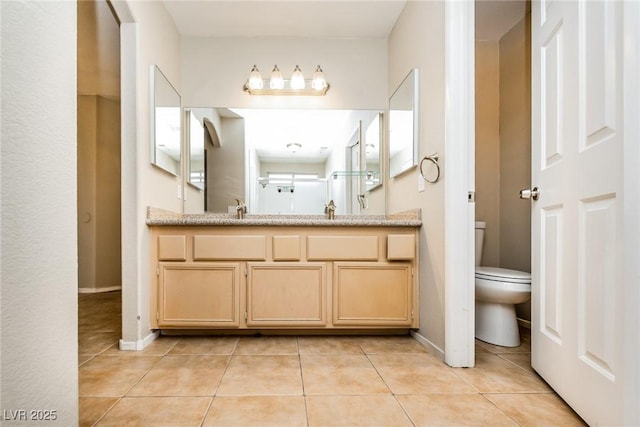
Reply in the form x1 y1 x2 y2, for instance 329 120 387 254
158 263 241 327
333 262 413 326
247 263 327 327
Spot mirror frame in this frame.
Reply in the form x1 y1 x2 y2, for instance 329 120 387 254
364 112 383 192
150 65 181 176
388 68 419 178
185 108 206 190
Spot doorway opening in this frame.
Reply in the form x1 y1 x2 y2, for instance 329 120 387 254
77 0 122 341
474 1 532 329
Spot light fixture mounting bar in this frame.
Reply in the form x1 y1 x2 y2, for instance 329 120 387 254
243 80 330 96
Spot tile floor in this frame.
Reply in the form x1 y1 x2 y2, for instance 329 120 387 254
79 291 586 426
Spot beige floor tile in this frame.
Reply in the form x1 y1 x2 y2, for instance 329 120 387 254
217 355 303 396
357 335 428 354
78 313 121 333
168 337 238 355
475 339 531 354
79 397 119 427
452 353 551 393
127 355 230 397
79 355 160 397
234 336 298 355
78 354 94 367
95 396 211 426
298 336 364 354
78 331 121 355
397 394 518 426
368 354 476 394
301 354 390 395
202 396 307 427
485 393 587 426
475 330 531 354
475 341 490 353
102 337 179 356
499 352 535 374
306 395 413 427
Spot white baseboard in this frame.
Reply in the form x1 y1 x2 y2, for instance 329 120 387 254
119 330 159 351
410 330 445 361
78 286 122 294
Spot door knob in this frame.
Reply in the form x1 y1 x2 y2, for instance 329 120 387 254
519 187 540 201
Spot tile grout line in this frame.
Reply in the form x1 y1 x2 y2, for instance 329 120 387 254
88 396 121 427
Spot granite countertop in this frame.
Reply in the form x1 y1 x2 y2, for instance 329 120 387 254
146 207 422 227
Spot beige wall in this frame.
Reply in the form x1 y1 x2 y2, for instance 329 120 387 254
78 96 99 289
181 37 387 110
77 0 121 292
499 16 531 274
77 0 120 99
388 1 447 353
95 96 122 287
77 95 122 291
500 15 532 321
1 1 79 423
475 41 501 267
207 117 246 212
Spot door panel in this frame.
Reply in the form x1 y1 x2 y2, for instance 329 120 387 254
540 205 563 343
531 1 626 424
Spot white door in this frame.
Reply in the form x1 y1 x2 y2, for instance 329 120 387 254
531 1 636 425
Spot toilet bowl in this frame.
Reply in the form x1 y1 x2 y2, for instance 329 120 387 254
475 222 531 347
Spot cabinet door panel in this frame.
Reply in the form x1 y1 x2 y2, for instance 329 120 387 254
158 263 240 327
247 263 326 326
333 262 412 326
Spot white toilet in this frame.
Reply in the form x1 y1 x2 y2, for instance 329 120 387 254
475 221 531 347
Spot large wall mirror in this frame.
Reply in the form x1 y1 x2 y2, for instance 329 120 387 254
389 69 419 178
185 108 384 215
150 65 181 176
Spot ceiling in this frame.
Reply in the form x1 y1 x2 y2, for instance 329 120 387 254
163 0 527 41
162 0 407 38
475 1 529 41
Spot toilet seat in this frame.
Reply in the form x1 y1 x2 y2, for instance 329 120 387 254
475 266 530 284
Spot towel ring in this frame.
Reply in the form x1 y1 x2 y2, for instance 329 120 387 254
420 153 440 184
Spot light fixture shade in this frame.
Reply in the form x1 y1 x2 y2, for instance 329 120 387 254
311 65 327 91
248 65 263 90
290 65 305 90
269 65 285 89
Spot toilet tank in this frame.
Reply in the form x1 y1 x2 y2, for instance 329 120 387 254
475 221 486 267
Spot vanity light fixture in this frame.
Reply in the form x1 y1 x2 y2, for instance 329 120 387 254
270 65 285 89
290 65 305 90
311 65 327 91
243 64 330 95
247 64 264 90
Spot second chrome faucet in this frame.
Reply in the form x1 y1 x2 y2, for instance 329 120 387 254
235 199 247 219
324 200 336 220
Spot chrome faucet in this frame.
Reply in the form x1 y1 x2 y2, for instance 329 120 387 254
324 200 336 220
235 199 247 219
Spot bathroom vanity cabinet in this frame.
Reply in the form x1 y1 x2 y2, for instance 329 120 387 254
147 208 421 331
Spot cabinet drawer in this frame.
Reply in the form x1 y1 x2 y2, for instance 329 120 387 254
193 235 266 260
307 236 379 260
273 235 301 261
387 234 415 260
158 235 187 261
